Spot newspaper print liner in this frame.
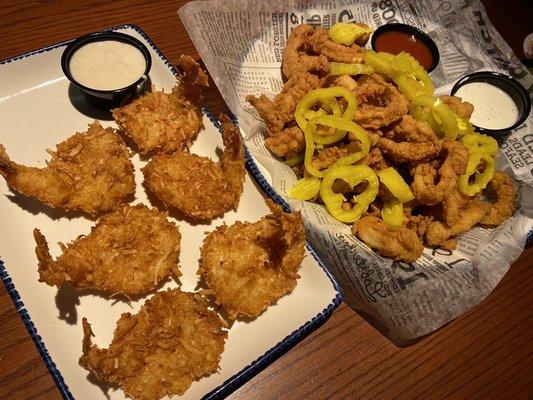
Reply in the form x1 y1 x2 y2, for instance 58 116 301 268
0 24 343 400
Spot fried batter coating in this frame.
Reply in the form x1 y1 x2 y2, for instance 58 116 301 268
0 121 134 215
34 204 181 295
199 200 306 319
379 115 442 163
247 72 321 134
354 74 409 129
439 95 474 119
142 115 245 221
112 55 209 154
411 140 469 205
425 197 489 247
480 171 516 226
265 126 305 158
308 27 366 64
80 289 227 400
282 24 330 79
353 215 423 262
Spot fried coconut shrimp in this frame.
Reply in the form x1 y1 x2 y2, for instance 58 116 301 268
199 200 306 319
379 115 442 163
353 215 423 262
282 24 329 79
142 115 245 221
34 204 181 295
480 171 516 226
354 74 409 129
411 140 469 205
439 95 474 119
80 289 227 400
0 121 134 215
112 55 209 154
308 27 366 64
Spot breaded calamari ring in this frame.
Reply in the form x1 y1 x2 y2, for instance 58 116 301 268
480 171 516 226
0 121 135 215
199 200 306 319
411 140 469 205
354 74 409 129
308 27 366 64
80 289 227 400
439 95 474 119
353 215 423 262
34 204 181 295
112 55 209 154
282 24 329 79
142 115 245 221
425 197 489 249
379 115 442 163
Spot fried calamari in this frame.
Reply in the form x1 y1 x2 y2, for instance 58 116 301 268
411 140 469 205
112 55 209 154
80 289 227 400
439 95 474 119
353 215 423 262
480 171 516 226
379 115 442 163
308 27 366 64
282 24 329 79
354 74 409 129
0 121 134 215
35 204 181 295
142 115 245 221
199 200 306 319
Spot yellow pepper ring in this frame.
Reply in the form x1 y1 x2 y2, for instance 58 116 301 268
460 133 499 156
295 86 357 131
328 22 374 46
319 165 379 223
377 167 415 202
381 198 404 228
411 94 460 140
308 115 370 165
289 176 321 201
458 153 496 196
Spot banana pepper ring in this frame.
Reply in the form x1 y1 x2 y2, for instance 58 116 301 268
328 22 374 46
289 176 321 201
295 86 357 131
460 133 499 156
377 167 415 202
320 165 379 223
381 198 404 227
410 94 460 140
458 153 496 196
308 115 370 165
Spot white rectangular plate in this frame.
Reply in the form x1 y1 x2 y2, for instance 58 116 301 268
0 25 342 400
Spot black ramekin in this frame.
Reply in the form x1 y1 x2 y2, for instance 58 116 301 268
371 23 440 73
451 71 531 137
61 31 152 110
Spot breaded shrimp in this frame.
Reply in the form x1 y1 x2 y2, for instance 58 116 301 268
142 115 245 221
0 121 134 215
35 204 181 295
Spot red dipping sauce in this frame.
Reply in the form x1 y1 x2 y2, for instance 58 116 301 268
374 30 434 71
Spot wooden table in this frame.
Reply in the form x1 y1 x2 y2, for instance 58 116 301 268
0 1 531 399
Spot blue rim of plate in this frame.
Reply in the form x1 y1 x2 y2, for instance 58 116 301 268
0 24 343 400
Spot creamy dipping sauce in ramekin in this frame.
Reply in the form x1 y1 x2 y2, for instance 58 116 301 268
455 82 519 130
69 40 146 91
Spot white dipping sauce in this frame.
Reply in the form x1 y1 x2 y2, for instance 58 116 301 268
69 40 146 90
455 82 519 130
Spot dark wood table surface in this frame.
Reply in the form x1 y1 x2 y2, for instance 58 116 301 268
0 1 532 399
